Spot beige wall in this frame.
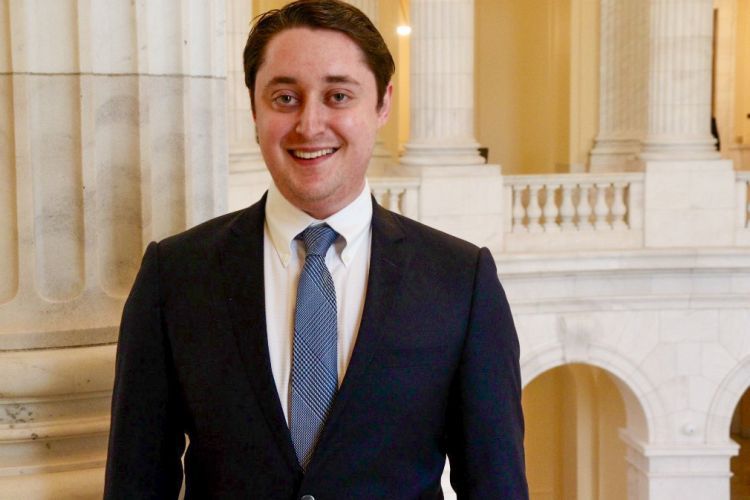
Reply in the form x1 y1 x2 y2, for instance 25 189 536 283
375 1 410 159
736 0 750 145
475 0 598 174
713 0 750 168
524 367 565 499
595 368 628 499
569 0 599 172
475 0 568 174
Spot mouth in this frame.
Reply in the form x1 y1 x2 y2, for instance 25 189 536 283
289 148 338 160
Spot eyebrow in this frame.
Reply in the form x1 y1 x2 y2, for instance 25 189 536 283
265 75 361 87
325 75 361 86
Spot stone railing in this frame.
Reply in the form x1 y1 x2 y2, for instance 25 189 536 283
369 177 421 219
736 171 750 245
365 169 750 253
502 173 645 252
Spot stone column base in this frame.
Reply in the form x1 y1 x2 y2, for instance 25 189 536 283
0 344 116 499
643 159 736 248
589 138 644 172
400 143 485 167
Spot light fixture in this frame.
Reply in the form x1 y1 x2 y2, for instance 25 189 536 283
397 0 411 36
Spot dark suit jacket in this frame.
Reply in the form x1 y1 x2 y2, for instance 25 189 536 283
104 197 527 499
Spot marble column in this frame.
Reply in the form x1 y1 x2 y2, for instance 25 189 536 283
227 0 270 211
400 0 483 166
396 0 503 252
589 0 649 172
639 0 735 249
640 0 719 160
0 0 226 496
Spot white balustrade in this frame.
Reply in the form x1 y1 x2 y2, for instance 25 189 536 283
611 182 628 230
527 185 543 233
369 177 421 220
577 182 595 231
368 171 750 252
559 184 576 231
594 183 610 230
736 172 750 233
512 186 526 233
506 174 643 233
503 173 645 252
542 184 561 233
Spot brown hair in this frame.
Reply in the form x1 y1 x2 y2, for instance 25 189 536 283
243 0 395 110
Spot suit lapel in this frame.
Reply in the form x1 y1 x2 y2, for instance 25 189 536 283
307 200 411 474
218 196 302 473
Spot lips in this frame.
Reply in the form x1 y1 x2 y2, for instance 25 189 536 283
289 148 337 160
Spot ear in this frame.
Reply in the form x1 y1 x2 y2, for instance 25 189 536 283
376 81 394 128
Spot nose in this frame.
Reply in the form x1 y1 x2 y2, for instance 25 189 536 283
295 101 326 138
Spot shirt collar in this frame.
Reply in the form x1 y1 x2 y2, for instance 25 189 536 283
265 180 373 268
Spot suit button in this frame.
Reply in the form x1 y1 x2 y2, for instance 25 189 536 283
301 496 315 500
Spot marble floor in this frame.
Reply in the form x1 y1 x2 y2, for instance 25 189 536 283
732 434 750 499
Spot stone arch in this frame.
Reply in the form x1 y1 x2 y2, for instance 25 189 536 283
521 343 658 442
706 354 750 443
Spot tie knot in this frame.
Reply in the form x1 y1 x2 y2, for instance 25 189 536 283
298 224 338 257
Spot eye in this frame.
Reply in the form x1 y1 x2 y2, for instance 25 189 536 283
329 92 351 104
273 93 299 107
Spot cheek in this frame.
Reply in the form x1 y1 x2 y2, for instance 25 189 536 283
256 116 289 145
334 114 377 145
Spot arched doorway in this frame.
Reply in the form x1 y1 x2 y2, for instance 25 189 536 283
731 387 750 498
523 363 636 500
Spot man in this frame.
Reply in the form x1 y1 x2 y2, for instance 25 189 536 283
104 1 527 498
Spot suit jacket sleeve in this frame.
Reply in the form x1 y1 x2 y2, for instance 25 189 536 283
446 247 528 499
104 241 185 499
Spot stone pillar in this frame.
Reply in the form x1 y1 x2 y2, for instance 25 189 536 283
400 0 483 166
640 0 719 160
589 0 649 172
227 0 269 211
0 0 226 496
397 0 503 252
640 0 736 248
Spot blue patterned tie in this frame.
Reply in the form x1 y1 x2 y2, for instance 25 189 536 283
290 224 339 469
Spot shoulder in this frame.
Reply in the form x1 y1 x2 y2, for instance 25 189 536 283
371 205 496 298
132 197 266 286
159 210 242 252
374 204 483 263
156 198 265 258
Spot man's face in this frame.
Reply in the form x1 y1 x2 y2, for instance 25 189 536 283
253 27 392 219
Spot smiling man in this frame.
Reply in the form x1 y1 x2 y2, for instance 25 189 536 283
252 27 388 219
104 1 527 499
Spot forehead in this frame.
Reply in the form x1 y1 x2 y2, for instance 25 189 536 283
258 27 371 81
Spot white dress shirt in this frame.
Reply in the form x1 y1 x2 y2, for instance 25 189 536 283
263 181 373 424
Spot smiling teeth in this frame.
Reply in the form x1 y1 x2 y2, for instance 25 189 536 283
292 148 335 159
